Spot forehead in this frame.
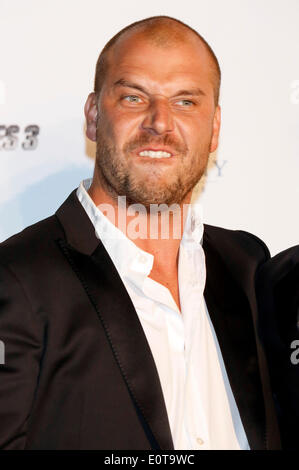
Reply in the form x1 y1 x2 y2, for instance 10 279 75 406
105 31 213 90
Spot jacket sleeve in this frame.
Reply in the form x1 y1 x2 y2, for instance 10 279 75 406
0 263 45 449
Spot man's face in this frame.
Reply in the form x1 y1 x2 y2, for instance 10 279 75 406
86 31 221 207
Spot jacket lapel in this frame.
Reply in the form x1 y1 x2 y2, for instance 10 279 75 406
56 190 174 450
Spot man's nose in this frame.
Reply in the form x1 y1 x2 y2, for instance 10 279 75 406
141 98 174 135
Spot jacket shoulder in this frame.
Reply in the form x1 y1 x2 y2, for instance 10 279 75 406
0 215 64 266
203 223 270 262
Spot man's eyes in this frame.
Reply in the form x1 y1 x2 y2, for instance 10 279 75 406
121 95 196 107
175 99 195 106
123 95 142 103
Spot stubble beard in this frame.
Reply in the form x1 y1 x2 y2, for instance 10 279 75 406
95 123 211 210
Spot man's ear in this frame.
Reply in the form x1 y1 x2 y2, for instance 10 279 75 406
209 105 221 153
84 92 98 142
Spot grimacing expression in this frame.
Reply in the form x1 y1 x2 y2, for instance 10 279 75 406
86 31 221 207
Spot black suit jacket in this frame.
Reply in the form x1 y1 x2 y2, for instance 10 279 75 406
256 245 299 449
0 190 280 450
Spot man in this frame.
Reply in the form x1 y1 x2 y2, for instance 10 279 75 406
257 245 299 450
0 16 280 449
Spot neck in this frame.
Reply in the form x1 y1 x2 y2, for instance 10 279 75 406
87 174 192 275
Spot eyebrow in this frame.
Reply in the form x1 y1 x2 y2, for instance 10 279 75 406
113 78 206 98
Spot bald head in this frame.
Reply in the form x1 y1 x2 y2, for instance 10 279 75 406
94 16 221 105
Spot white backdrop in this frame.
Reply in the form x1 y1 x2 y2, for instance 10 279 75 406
1 0 298 255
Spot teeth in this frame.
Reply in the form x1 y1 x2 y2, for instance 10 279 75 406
139 150 172 158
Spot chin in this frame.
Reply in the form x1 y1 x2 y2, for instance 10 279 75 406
126 188 188 208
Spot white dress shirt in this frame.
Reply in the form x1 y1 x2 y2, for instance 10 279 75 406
76 178 250 450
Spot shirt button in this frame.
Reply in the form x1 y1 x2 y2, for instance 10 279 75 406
196 437 204 445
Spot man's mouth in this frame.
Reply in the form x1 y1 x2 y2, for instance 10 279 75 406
138 150 172 159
